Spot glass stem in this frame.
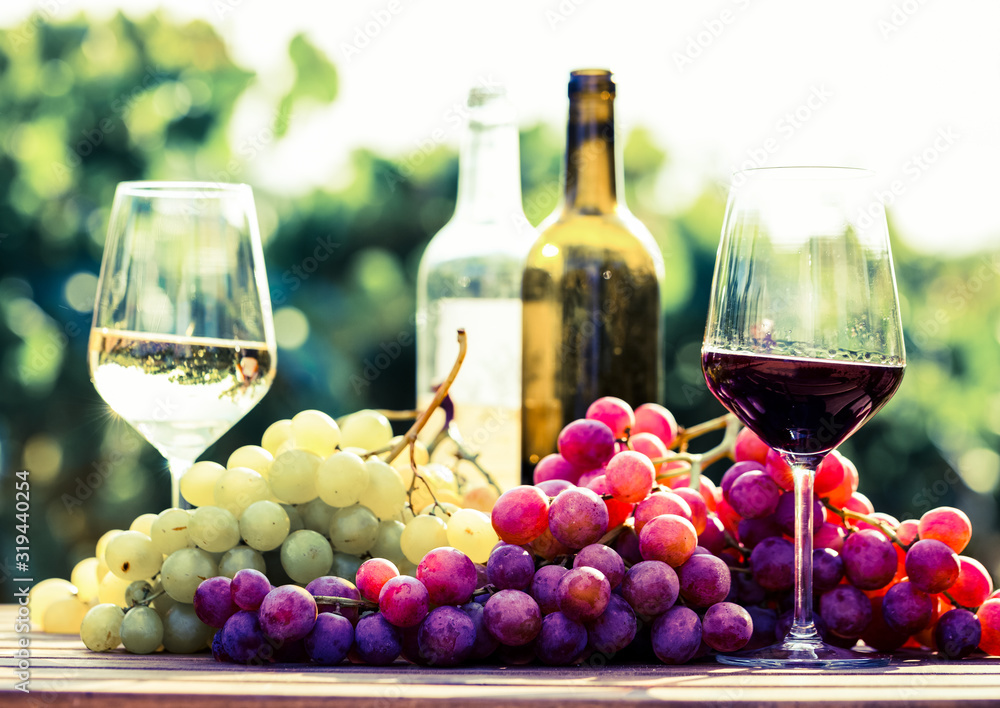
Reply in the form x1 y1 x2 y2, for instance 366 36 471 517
166 456 195 510
790 462 819 641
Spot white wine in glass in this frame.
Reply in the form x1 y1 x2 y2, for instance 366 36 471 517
89 182 277 507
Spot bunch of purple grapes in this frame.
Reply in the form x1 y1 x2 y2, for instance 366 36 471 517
196 396 1000 665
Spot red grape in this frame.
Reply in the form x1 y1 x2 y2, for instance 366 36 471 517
841 529 897 591
905 539 961 594
605 450 656 503
630 432 668 473
728 470 782 519
638 514 697 567
621 560 678 617
764 448 794 491
733 427 769 465
573 543 625 589
355 558 399 603
632 403 678 448
259 585 318 643
232 569 273 613
193 576 239 629
585 474 633 531
492 485 550 545
548 487 609 549
697 515 727 555
417 547 477 606
814 522 846 553
896 518 920 546
483 589 541 646
948 556 994 608
673 487 708 535
530 564 569 615
976 598 1000 656
557 419 616 470
378 576 430 628
919 506 972 554
533 454 581 485
634 491 691 534
720 460 765 499
557 566 611 622
586 396 635 438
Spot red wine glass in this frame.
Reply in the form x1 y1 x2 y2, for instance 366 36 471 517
702 167 906 668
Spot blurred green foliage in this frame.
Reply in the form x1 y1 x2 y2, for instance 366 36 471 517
0 12 997 599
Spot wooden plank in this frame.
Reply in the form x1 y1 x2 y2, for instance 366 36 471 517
2 606 1000 706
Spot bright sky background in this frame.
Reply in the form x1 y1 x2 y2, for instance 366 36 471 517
4 0 999 254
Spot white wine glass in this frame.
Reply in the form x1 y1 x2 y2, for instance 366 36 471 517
702 167 906 668
89 181 277 508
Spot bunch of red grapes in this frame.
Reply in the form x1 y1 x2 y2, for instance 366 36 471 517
202 397 1000 666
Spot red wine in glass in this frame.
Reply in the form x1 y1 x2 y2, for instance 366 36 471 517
702 349 904 456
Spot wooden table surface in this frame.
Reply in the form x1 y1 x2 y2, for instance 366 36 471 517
2 606 1000 707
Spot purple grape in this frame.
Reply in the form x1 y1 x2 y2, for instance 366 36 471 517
531 564 569 615
259 585 318 643
677 553 731 608
749 536 794 592
557 567 611 622
304 612 354 665
211 627 232 662
737 517 783 549
399 623 427 666
378 576 430 628
232 569 272 612
882 581 933 636
702 601 753 653
536 479 576 496
487 543 535 591
720 460 765 498
905 539 962 594
731 571 766 606
775 492 824 536
305 575 361 624
548 488 609 549
651 606 702 664
728 471 781 519
484 589 542 646
557 419 616 470
812 548 844 591
221 611 271 665
621 560 678 617
744 606 778 651
841 529 897 591
353 612 402 666
460 601 499 661
535 612 588 665
417 606 476 667
615 525 644 564
417 547 477 606
935 608 982 659
193 576 239 629
587 594 637 655
573 544 625 589
819 585 872 638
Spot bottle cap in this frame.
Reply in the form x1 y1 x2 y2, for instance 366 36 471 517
568 69 615 96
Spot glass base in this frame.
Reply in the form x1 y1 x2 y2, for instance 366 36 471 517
716 638 891 669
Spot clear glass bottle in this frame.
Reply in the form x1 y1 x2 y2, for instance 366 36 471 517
416 85 531 492
521 69 665 483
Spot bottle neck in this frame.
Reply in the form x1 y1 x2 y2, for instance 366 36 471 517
563 92 618 215
454 118 523 223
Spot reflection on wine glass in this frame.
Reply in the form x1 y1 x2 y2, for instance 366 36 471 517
702 167 906 668
89 181 277 508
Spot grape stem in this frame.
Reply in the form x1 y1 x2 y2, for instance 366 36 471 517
650 413 740 491
820 500 907 548
943 590 980 613
312 596 378 610
440 421 504 498
721 524 751 555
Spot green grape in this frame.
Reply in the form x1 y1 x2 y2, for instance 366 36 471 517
121 605 164 654
188 506 241 553
331 552 363 581
370 519 406 566
227 445 274 478
161 548 218 603
239 500 291 551
357 459 406 520
71 557 100 604
129 513 158 536
97 571 131 606
105 530 163 581
398 559 419 577
29 578 77 628
291 409 341 458
80 603 125 652
445 508 498 563
328 504 379 555
339 409 393 451
269 449 321 504
162 603 212 654
95 528 123 578
282 504 305 533
151 590 179 619
43 597 89 634
125 580 154 607
180 461 227 507
298 497 336 536
261 418 293 455
218 545 267 578
150 508 194 556
280 529 333 584
399 514 449 566
397 504 416 525
419 502 461 517
316 451 369 508
214 467 271 518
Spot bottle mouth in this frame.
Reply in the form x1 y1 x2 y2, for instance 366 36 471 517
568 69 615 96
